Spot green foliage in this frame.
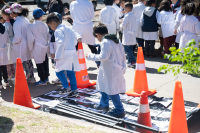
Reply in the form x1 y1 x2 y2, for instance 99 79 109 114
158 39 200 76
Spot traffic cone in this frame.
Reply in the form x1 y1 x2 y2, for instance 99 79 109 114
76 43 96 88
168 81 188 133
136 91 152 133
125 47 156 97
197 104 200 108
13 58 40 109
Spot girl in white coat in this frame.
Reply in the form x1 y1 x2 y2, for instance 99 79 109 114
157 0 175 55
178 3 200 52
100 0 119 34
0 20 9 89
87 23 126 118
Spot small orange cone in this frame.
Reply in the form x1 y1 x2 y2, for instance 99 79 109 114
126 47 156 97
137 91 152 133
197 104 200 108
13 58 40 109
168 81 188 133
76 43 96 88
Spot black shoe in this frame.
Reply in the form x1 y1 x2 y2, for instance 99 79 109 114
59 87 72 95
107 109 125 118
94 105 109 112
67 89 78 98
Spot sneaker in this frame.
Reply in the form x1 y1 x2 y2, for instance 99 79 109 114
34 80 47 86
94 104 109 112
0 85 4 89
127 62 136 68
45 78 49 84
26 74 30 79
107 109 125 118
3 82 10 87
52 78 61 84
27 77 36 83
67 89 78 98
59 87 72 95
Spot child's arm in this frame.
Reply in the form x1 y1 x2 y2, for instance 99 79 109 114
26 25 35 52
140 12 144 26
12 21 22 45
157 12 162 25
115 11 120 31
87 41 111 61
120 15 129 30
54 29 65 60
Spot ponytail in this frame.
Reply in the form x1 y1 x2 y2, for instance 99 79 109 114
16 8 29 17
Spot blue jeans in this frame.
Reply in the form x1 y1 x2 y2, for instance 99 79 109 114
56 70 77 91
100 92 124 114
124 45 136 63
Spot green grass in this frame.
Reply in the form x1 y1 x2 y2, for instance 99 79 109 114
16 125 25 130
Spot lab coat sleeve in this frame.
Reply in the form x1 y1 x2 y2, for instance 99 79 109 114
174 11 181 30
70 3 74 20
122 46 127 74
12 21 22 45
88 41 111 61
120 14 129 30
90 2 95 20
49 33 55 54
177 18 184 33
115 12 120 30
140 12 144 25
26 25 35 52
157 12 162 25
55 29 65 60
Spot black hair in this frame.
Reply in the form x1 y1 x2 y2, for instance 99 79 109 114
103 0 113 5
1 5 10 16
93 23 108 37
13 8 29 17
125 2 133 10
47 0 63 9
146 0 156 6
158 0 172 12
194 1 200 16
46 12 60 24
183 3 195 15
34 16 41 20
181 0 191 15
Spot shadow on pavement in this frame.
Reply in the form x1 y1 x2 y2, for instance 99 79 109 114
146 67 164 74
0 116 14 133
88 73 97 80
87 67 97 71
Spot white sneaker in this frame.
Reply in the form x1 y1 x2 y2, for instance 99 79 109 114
127 62 136 68
0 85 4 89
52 78 61 84
3 82 10 87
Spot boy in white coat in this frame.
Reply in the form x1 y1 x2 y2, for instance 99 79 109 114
120 2 137 67
86 23 126 118
27 8 50 86
100 0 119 34
47 13 82 97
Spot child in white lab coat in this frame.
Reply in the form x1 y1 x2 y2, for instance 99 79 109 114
86 23 126 118
47 13 82 97
119 0 126 41
27 8 50 85
157 0 175 56
113 0 122 19
120 2 137 67
0 16 9 89
1 5 15 81
178 3 200 52
100 0 119 34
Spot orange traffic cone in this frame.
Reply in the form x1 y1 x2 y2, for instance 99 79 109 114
137 91 152 133
76 43 96 88
197 104 200 108
13 58 40 109
126 47 156 97
168 81 188 133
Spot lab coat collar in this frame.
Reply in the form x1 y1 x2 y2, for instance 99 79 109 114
138 2 145 6
34 20 42 23
57 23 65 29
15 16 21 20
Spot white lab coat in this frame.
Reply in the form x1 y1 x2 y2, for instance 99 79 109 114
27 20 49 64
70 0 95 45
178 15 200 52
0 30 9 66
140 9 159 40
132 2 146 39
120 12 137 45
174 10 184 43
87 38 126 95
54 24 81 72
100 6 119 34
12 16 31 63
157 11 175 38
113 3 121 19
5 22 14 64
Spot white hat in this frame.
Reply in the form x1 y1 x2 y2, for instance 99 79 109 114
5 3 22 14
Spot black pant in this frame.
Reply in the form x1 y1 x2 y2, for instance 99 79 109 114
136 38 145 52
76 43 97 54
36 54 49 82
145 40 155 54
0 65 8 84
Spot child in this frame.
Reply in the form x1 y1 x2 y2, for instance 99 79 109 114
86 23 126 118
119 0 126 41
5 3 35 81
178 3 200 52
0 15 9 89
120 2 137 67
140 0 159 57
46 13 81 97
27 8 50 85
100 0 119 34
132 0 146 53
1 5 15 81
157 0 175 56
113 0 122 19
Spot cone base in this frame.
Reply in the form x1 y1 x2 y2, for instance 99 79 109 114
77 81 96 89
125 88 156 97
32 103 41 109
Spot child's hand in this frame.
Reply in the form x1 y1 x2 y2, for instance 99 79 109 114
174 30 177 34
78 38 82 43
51 54 55 59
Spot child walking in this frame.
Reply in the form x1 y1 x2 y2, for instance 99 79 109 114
47 13 81 97
120 2 137 67
0 16 9 89
27 8 50 85
157 0 175 56
140 0 159 57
